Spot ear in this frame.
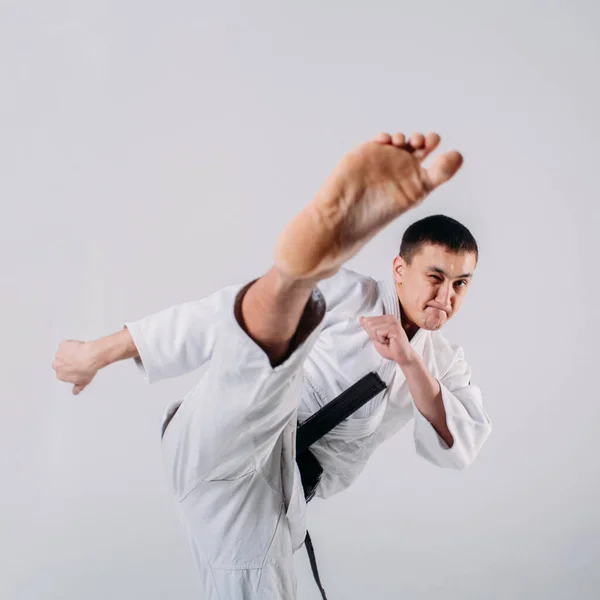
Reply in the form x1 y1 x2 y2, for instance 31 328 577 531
392 255 405 284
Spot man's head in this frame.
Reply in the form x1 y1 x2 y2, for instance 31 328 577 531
393 214 478 334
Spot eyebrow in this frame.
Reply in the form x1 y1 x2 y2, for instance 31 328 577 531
428 266 473 279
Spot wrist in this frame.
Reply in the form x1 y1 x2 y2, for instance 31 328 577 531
88 339 110 370
89 329 138 370
396 347 419 368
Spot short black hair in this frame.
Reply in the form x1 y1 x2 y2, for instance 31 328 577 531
399 214 478 266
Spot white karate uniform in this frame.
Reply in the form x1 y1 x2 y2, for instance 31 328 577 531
124 268 492 599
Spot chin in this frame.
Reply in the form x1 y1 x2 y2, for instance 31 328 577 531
421 313 447 331
421 322 443 331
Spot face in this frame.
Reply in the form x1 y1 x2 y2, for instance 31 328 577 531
393 244 477 332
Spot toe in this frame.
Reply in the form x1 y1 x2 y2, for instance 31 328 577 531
413 132 441 161
373 132 393 144
391 132 406 147
409 133 426 149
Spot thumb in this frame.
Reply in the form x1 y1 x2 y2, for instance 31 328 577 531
73 385 84 395
424 150 463 191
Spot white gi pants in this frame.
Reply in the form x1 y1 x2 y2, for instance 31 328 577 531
160 281 326 599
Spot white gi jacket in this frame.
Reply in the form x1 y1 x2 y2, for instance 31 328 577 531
125 268 492 553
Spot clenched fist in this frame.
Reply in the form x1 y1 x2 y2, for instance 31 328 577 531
360 315 416 366
52 340 99 395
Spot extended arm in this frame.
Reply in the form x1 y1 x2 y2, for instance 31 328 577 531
52 283 242 394
52 328 139 395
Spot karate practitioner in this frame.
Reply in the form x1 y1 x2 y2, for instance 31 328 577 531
53 131 492 599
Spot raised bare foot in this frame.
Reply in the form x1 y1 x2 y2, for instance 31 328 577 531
274 131 463 281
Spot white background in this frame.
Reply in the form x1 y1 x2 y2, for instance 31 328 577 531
2 0 599 598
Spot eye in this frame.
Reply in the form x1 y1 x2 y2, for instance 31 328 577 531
456 280 467 288
429 275 442 282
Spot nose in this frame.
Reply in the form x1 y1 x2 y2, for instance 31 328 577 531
435 282 453 311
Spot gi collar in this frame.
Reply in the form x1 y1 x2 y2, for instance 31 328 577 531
377 276 426 350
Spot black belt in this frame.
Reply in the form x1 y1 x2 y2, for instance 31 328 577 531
296 372 387 600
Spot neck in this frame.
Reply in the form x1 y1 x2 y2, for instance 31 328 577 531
398 301 420 341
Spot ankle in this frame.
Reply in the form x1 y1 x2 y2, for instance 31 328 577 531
270 265 320 293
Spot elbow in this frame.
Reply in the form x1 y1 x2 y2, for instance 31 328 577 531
453 420 493 470
415 419 492 471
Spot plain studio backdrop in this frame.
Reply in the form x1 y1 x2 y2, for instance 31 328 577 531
2 0 599 598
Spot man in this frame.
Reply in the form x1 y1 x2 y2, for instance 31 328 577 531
53 131 492 599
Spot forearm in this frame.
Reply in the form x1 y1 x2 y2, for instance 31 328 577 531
90 327 139 370
398 351 454 448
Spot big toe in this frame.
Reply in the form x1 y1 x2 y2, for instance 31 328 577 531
425 151 464 190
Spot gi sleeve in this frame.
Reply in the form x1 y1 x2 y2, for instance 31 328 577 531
413 347 492 470
123 283 241 384
314 267 375 330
